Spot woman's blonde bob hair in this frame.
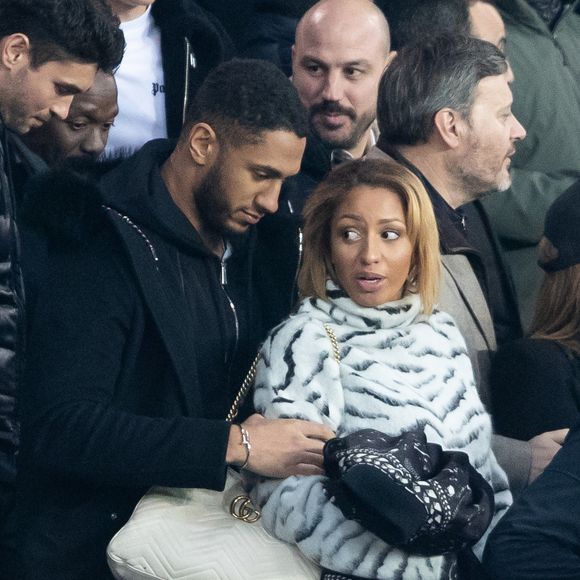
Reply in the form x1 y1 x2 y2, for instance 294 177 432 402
530 237 580 354
298 158 441 314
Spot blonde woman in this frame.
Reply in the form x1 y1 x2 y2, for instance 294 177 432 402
251 158 511 580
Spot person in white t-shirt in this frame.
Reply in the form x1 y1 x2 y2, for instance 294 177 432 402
105 0 233 157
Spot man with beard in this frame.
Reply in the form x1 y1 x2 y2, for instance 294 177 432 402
279 0 394 216
369 34 567 497
0 0 124 562
3 58 335 579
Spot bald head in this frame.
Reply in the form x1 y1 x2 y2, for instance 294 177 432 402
296 0 391 56
293 0 393 156
469 0 506 51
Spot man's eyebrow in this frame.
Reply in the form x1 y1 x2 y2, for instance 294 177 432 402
299 55 325 65
300 56 371 68
250 164 284 178
56 82 85 95
342 59 372 68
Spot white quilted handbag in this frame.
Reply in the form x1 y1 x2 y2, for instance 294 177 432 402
107 354 321 580
107 468 319 580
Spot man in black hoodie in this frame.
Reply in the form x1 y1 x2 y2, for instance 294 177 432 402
3 58 334 580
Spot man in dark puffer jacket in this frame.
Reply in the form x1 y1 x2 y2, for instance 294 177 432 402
0 0 124 555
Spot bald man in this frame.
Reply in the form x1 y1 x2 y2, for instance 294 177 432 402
469 0 506 50
23 70 118 165
278 0 394 215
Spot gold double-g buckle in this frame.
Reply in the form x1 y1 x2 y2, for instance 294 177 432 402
230 495 261 523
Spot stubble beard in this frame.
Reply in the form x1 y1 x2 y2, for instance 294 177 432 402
194 161 230 239
452 140 513 203
311 104 376 152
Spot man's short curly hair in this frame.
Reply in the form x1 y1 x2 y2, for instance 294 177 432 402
183 58 309 146
0 0 124 72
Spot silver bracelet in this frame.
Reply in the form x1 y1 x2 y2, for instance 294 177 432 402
240 426 251 470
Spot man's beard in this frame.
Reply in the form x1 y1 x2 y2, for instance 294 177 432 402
310 101 375 151
194 160 230 237
451 138 513 203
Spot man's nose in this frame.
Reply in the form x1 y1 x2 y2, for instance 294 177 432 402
511 114 526 142
50 96 75 121
79 128 107 159
255 182 281 215
321 71 344 102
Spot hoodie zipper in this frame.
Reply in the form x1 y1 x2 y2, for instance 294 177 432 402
286 199 304 309
291 227 303 302
220 254 239 385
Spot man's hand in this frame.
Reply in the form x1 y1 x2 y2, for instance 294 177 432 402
528 428 569 483
227 414 334 478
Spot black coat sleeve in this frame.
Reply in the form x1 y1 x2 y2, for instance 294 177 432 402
490 338 579 440
21 230 230 490
483 425 580 579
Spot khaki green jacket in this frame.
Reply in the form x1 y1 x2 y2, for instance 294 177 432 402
482 0 580 328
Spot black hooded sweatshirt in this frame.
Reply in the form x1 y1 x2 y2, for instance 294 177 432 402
3 140 292 579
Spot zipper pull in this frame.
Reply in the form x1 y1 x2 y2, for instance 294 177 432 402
220 258 227 286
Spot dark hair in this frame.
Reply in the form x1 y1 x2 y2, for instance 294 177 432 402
468 0 498 6
183 58 308 146
377 0 470 51
0 0 124 72
377 34 507 146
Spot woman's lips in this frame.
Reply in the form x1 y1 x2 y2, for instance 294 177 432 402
355 273 385 292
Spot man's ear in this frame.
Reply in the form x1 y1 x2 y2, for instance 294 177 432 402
433 108 465 149
1 33 31 71
384 50 397 70
187 123 218 166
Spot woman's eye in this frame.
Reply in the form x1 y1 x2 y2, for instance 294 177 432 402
382 230 400 240
342 229 360 241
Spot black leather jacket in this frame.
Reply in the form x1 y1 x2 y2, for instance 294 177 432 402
151 0 234 138
0 125 25 498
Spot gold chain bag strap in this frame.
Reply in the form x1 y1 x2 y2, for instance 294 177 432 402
107 339 338 579
226 353 259 423
225 324 339 522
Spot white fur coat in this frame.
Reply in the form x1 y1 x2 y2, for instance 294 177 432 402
251 289 511 579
